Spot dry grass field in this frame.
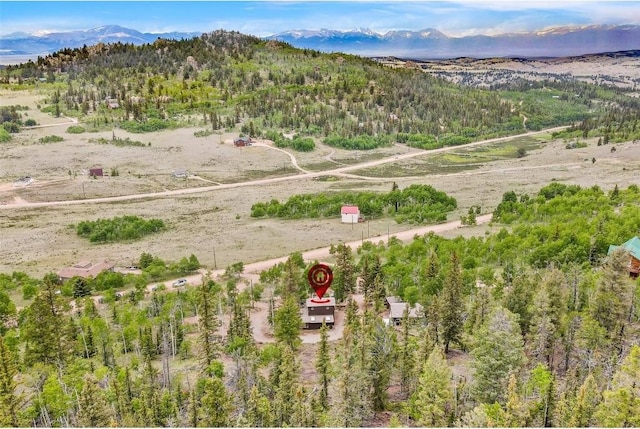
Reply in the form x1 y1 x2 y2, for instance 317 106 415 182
1 55 640 278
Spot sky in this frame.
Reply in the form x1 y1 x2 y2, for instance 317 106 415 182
1 1 639 37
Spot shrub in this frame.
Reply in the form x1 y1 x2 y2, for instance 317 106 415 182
2 122 20 133
38 135 64 144
0 128 10 142
67 125 86 134
194 129 214 137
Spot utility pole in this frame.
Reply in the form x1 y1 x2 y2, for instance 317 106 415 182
212 243 218 270
250 279 254 309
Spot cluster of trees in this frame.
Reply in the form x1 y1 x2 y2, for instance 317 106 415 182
76 215 166 243
250 183 457 224
264 130 316 152
138 252 201 282
323 134 393 150
0 105 29 131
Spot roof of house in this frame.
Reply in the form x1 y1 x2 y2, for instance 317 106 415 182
386 296 402 305
341 205 360 215
58 260 115 279
305 297 336 308
172 168 188 177
608 236 640 260
234 136 251 143
389 302 424 319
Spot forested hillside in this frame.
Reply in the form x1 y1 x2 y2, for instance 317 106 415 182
2 30 640 147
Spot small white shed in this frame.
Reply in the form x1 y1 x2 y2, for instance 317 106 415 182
341 205 360 224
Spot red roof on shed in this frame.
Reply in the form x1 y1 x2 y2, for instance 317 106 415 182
341 205 359 214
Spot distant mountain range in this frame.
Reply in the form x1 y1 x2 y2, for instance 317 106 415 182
1 24 639 62
267 25 640 59
0 25 201 56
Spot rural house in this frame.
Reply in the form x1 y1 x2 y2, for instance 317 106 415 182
58 260 115 281
341 205 361 223
608 236 640 278
234 136 252 147
386 296 424 325
89 167 103 177
172 168 188 178
302 297 336 329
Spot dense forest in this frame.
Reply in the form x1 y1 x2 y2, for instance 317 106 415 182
0 183 639 427
1 30 639 427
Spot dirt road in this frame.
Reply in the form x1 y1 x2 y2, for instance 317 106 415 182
0 126 568 210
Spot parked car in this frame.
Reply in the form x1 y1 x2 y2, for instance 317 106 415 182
172 279 187 288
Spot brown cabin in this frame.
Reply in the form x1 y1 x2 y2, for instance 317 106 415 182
302 297 336 329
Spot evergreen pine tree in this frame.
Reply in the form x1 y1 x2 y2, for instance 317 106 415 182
368 318 395 411
571 373 601 427
291 385 313 427
72 276 92 298
330 243 356 302
75 374 113 427
504 374 528 427
22 273 70 366
197 279 222 371
595 345 640 427
527 286 556 366
274 296 302 350
330 329 373 427
199 376 233 427
407 347 454 426
0 335 22 426
245 385 272 427
316 321 331 410
503 270 534 336
471 306 526 405
440 252 463 353
398 307 417 397
590 248 634 340
273 346 299 426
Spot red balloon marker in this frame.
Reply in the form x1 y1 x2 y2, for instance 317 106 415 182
308 263 333 302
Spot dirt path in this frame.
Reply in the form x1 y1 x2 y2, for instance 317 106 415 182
251 142 310 173
0 125 569 210
23 115 78 129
